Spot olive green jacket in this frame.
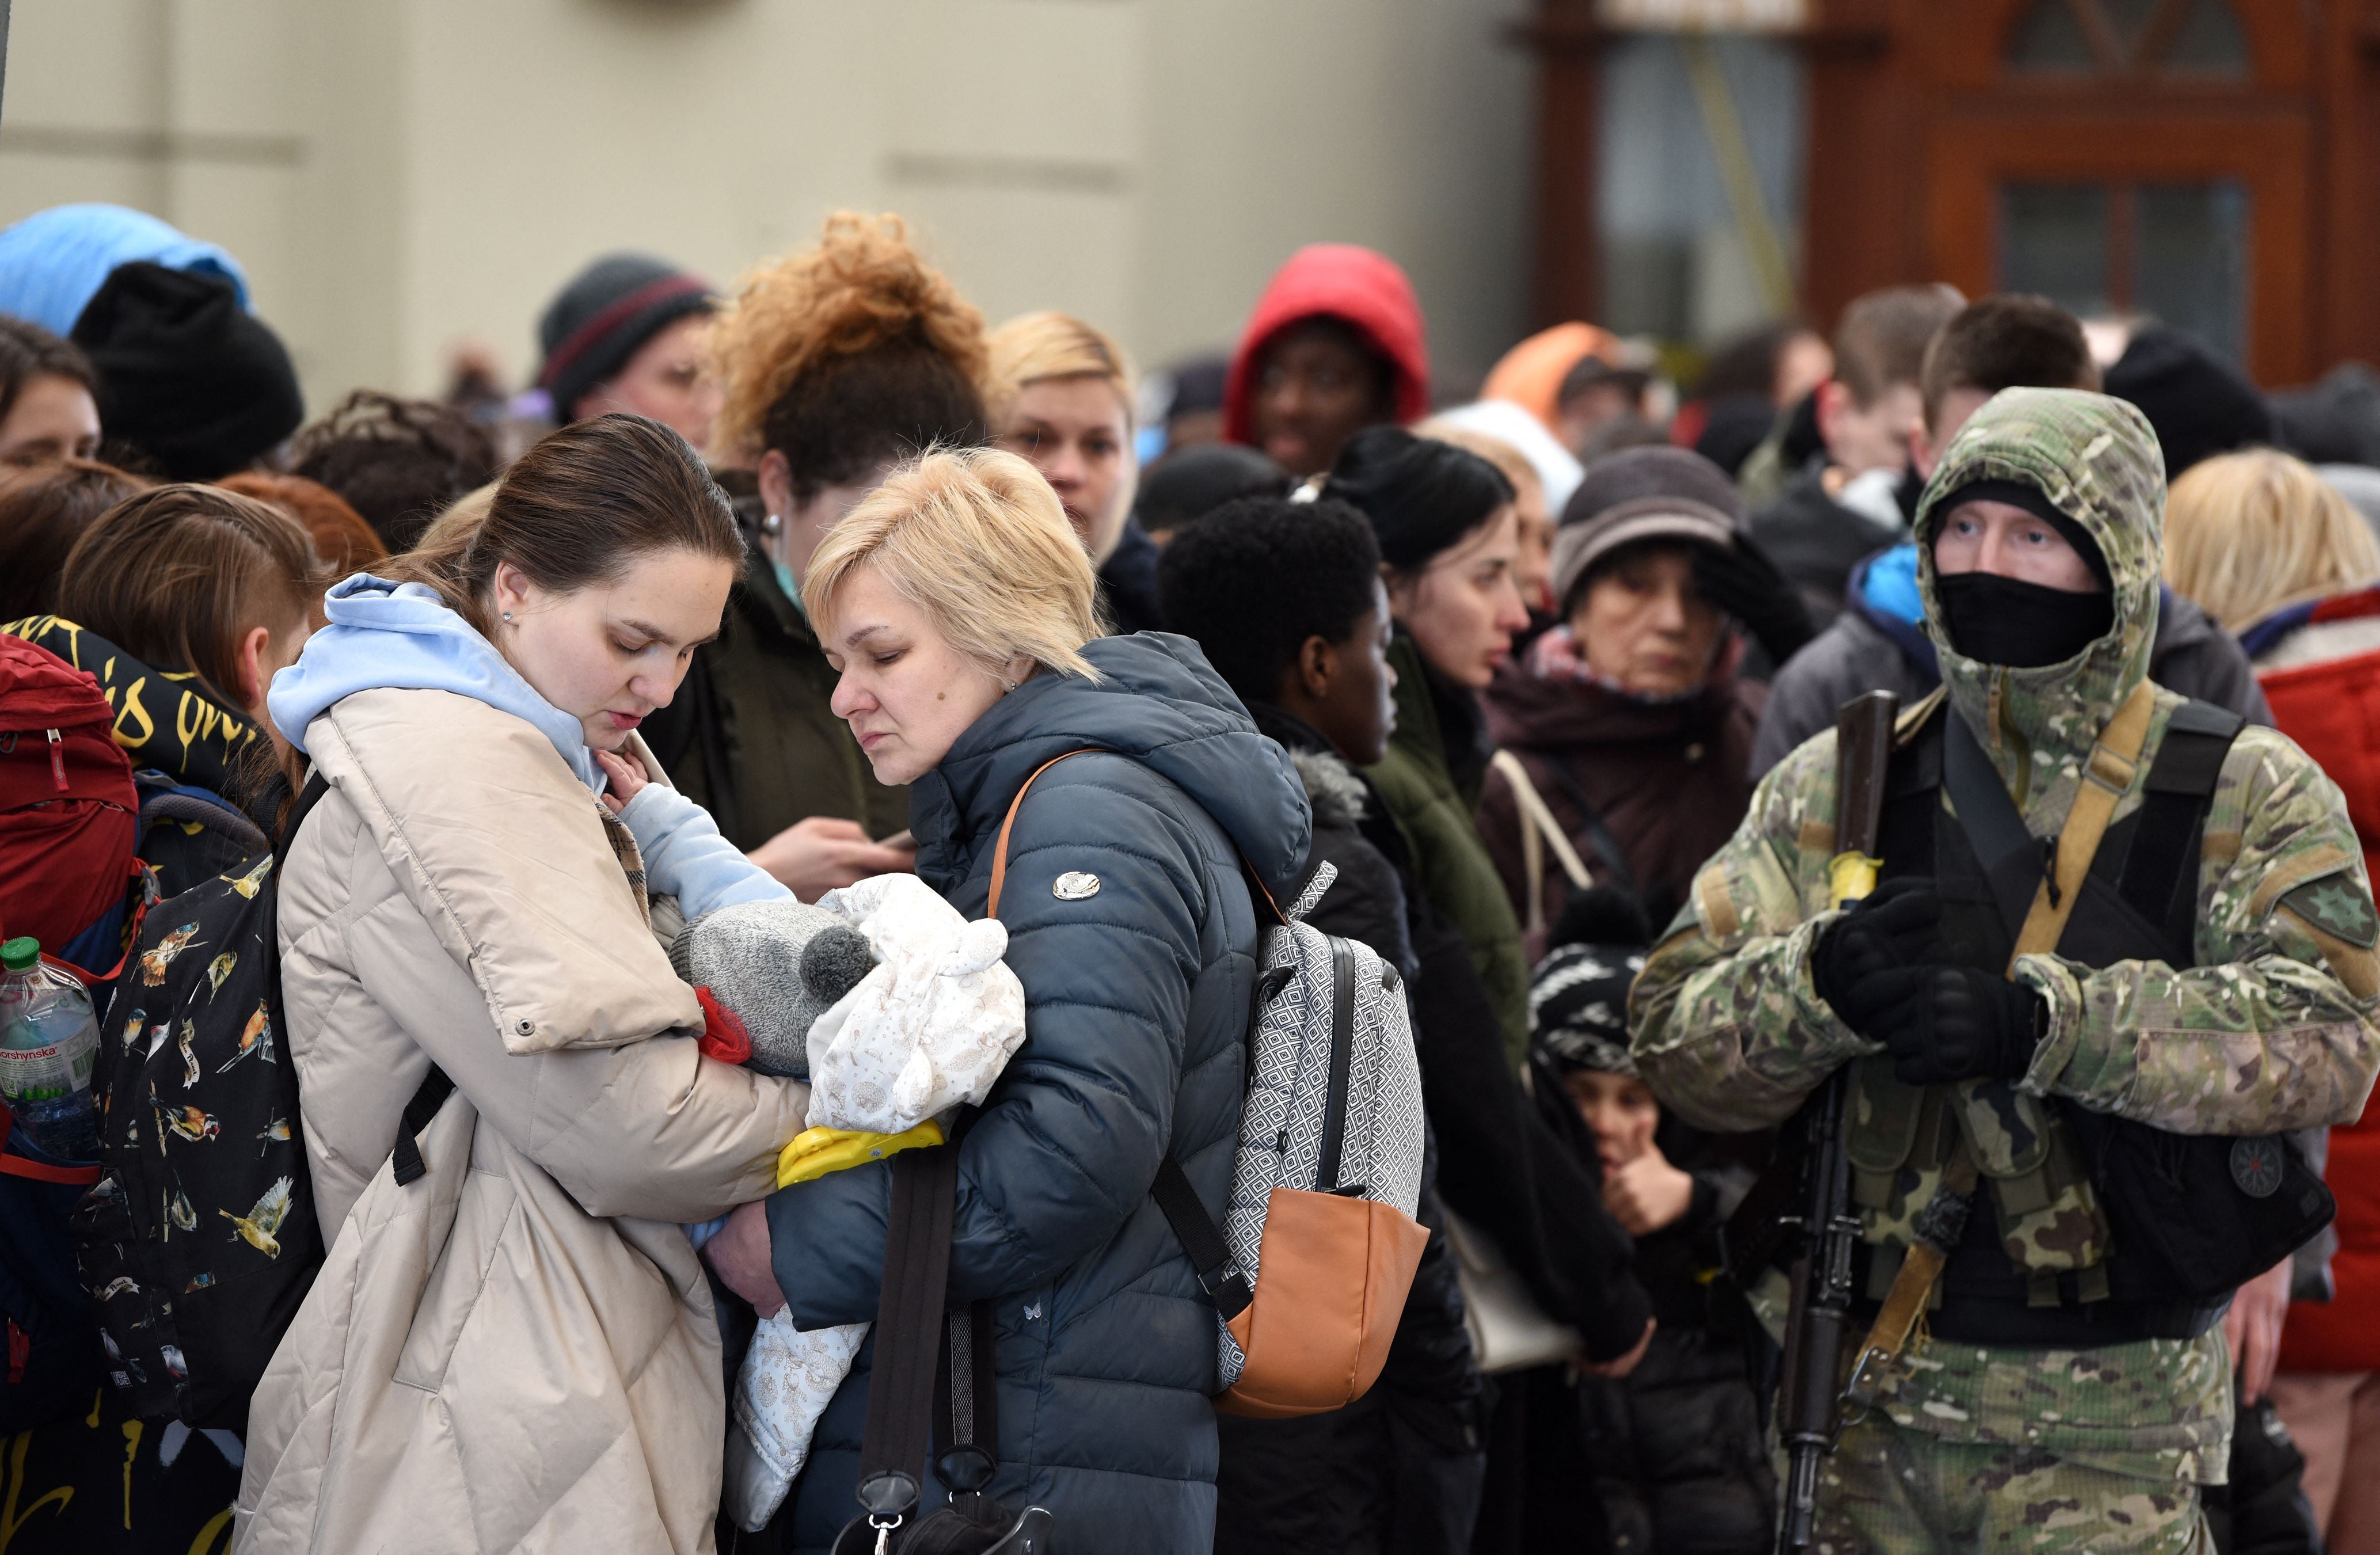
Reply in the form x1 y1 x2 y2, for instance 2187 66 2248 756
1366 634 1532 1064
645 557 908 852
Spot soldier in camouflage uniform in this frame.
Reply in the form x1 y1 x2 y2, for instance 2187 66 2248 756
1629 387 2380 1552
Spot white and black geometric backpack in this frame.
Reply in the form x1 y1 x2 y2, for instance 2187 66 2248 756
987 755 1429 1420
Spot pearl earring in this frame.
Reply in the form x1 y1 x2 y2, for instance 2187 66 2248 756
762 511 783 536
501 610 513 622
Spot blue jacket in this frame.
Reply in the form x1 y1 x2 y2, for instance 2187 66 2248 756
766 633 1310 1553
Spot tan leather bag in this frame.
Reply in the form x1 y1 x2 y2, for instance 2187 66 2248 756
989 751 1427 1419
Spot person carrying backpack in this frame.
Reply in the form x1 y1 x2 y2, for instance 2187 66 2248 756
695 448 1311 1554
7 482 326 897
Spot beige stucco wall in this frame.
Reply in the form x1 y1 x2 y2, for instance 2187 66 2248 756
0 0 1535 417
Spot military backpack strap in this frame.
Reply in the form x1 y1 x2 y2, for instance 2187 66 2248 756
2116 699 2245 957
2009 678 2158 965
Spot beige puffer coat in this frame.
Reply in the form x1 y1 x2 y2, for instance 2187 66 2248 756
234 687 808 1554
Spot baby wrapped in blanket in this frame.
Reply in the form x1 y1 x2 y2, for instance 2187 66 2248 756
672 874 1028 1534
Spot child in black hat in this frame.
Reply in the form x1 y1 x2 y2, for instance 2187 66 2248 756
1529 891 1777 1555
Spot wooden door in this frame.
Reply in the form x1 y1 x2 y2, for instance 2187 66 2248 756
1915 0 2314 381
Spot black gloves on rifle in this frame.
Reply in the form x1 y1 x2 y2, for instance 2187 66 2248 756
1810 876 1939 1027
1812 879 2046 1085
1695 535 1816 665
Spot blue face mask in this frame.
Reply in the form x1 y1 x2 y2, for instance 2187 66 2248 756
774 560 804 615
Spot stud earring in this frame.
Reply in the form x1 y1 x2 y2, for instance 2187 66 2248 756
501 610 514 622
1001 676 1018 693
762 511 783 536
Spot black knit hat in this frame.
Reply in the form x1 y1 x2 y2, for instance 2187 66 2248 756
1549 444 1743 611
1926 477 2113 594
1321 425 1516 570
2104 324 2274 480
1530 941 1646 1078
69 260 303 480
537 253 717 423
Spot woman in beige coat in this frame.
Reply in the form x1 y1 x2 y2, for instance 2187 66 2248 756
234 415 811 1554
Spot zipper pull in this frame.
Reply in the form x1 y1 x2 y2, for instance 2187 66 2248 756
46 729 66 792
6 1317 25 1385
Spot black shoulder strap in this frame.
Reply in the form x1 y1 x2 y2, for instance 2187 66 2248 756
2117 700 2246 961
1939 708 2041 938
854 1142 962 1524
272 771 333 872
1150 1155 1251 1320
389 1065 455 1187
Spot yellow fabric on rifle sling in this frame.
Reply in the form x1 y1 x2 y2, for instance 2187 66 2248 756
774 1119 945 1188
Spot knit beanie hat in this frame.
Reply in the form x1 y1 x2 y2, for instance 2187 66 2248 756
537 253 717 423
2104 323 2274 480
0 203 248 338
1549 444 1742 612
70 261 302 480
1530 941 1646 1078
1322 425 1516 570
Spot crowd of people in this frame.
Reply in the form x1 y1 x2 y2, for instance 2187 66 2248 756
1 196 2378 1555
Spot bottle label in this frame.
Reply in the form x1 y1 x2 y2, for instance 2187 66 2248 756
0 1029 96 1101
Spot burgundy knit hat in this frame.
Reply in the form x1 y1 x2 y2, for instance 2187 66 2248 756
536 253 716 421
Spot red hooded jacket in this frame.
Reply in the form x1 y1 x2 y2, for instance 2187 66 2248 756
2250 588 2380 1372
1223 245 1431 446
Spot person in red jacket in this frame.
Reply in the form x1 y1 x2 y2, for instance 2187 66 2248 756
2164 446 2380 1552
1223 244 1429 477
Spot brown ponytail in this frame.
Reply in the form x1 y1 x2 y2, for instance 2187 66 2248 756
385 413 742 634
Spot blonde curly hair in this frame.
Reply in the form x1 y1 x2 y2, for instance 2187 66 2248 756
708 211 989 465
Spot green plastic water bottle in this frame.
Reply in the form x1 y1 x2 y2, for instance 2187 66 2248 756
0 937 101 1159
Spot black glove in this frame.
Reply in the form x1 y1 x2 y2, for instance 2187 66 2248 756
1694 535 1815 664
1871 965 2046 1086
1811 877 1941 1035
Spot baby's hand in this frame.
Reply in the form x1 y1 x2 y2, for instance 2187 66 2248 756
595 748 651 815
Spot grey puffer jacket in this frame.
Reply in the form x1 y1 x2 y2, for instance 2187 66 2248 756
763 633 1309 1554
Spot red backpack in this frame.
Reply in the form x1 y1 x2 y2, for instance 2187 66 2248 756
0 637 139 971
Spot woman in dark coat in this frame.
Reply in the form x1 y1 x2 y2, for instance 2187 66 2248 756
1477 447 1807 943
698 447 1308 1554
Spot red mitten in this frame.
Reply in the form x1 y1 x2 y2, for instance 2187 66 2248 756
694 985 754 1066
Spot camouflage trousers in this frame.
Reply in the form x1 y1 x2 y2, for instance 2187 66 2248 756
1809 1410 2215 1554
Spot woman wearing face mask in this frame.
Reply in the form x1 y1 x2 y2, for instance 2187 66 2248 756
642 212 986 899
986 310 1159 631
1322 427 1535 1060
237 415 811 1554
1477 447 1807 949
694 447 1309 1553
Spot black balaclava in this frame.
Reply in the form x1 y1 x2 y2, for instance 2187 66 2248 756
1930 478 2115 669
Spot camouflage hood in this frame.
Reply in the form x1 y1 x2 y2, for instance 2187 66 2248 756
1913 389 2166 801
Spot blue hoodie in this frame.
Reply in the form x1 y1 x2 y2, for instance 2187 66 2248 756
270 574 782 919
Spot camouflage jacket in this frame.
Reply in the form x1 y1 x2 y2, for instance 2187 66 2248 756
1632 390 2380 1473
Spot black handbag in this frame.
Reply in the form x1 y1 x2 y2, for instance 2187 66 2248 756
830 1143 1051 1555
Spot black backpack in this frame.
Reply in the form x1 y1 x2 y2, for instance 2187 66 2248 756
70 774 330 1432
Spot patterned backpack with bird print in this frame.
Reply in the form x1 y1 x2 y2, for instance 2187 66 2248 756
69 774 333 1429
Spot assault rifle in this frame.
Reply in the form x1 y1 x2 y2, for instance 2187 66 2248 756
1770 690 1897 1555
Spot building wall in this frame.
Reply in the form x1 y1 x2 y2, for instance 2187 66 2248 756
1 0 1537 417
